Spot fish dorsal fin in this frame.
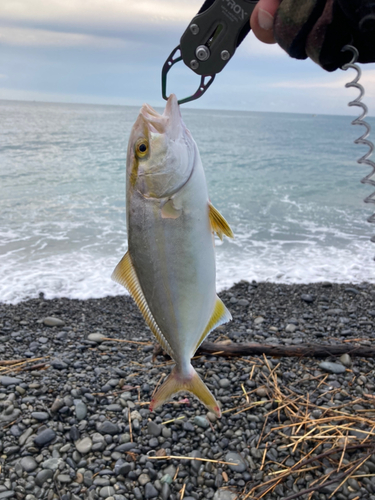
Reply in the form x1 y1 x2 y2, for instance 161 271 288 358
111 251 174 359
208 203 234 240
193 296 232 355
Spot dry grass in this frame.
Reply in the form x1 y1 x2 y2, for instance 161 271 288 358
234 355 375 499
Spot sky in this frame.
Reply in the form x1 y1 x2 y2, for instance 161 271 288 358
1 0 375 115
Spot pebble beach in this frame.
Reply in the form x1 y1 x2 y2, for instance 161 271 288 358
1 281 375 500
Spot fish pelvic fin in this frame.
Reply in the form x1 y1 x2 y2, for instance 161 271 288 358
111 251 174 360
193 296 232 354
150 364 221 418
208 202 234 240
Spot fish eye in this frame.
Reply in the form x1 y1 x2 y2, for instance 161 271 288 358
135 139 149 158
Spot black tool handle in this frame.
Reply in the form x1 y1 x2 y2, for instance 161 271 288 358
180 0 258 76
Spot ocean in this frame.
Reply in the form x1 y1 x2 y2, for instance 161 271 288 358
1 99 375 304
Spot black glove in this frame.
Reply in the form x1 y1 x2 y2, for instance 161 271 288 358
273 0 375 71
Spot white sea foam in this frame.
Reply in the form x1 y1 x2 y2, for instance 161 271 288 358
1 237 374 304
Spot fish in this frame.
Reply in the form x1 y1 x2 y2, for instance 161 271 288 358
112 94 233 418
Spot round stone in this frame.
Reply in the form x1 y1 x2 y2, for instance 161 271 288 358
99 420 119 435
75 402 87 420
138 473 151 486
34 428 56 447
318 361 346 374
20 456 38 472
35 469 53 487
76 437 92 454
144 483 158 499
147 420 161 437
87 333 105 342
31 412 49 421
225 451 247 472
219 378 230 389
193 416 209 429
99 486 115 498
0 376 22 386
43 317 65 326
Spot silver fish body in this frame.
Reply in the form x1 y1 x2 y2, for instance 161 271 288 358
112 95 233 416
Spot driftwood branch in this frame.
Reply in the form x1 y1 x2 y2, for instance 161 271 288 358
154 341 375 359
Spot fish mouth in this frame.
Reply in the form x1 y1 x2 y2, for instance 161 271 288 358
140 94 184 138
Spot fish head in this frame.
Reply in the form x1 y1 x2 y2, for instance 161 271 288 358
127 94 195 199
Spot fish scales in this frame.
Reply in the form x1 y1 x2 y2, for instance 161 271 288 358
112 94 233 417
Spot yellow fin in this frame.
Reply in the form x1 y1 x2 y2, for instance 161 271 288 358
208 203 234 240
150 364 221 417
111 252 174 359
193 296 232 354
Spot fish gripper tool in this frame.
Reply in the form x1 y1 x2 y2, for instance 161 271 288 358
162 0 259 104
341 45 375 248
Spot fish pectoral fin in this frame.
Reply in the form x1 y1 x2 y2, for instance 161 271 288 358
111 251 174 359
161 199 182 219
208 202 234 240
193 296 232 354
150 364 221 417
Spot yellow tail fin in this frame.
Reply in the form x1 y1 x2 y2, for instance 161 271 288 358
149 365 221 418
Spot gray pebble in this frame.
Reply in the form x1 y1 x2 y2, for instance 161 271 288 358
42 458 64 471
301 294 314 303
43 316 65 326
0 492 16 500
213 490 237 500
194 415 210 429
144 483 158 499
340 353 352 367
35 469 53 487
0 376 22 386
319 361 346 374
161 482 171 500
138 473 151 486
149 437 159 448
133 487 143 500
57 474 71 484
34 428 56 447
225 451 247 472
99 486 115 498
76 437 92 454
219 378 230 389
75 402 87 420
106 404 122 412
87 333 105 342
114 459 131 476
147 420 162 437
20 456 38 472
285 323 297 333
99 420 119 435
51 359 68 369
256 387 267 398
190 450 203 473
237 299 249 306
31 412 49 421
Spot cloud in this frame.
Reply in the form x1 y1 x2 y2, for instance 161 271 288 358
0 0 201 30
0 26 137 49
270 70 375 96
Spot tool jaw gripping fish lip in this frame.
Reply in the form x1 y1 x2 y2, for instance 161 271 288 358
113 94 233 418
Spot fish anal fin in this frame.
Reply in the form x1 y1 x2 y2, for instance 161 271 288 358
193 296 232 354
111 252 174 359
208 203 234 239
150 364 221 418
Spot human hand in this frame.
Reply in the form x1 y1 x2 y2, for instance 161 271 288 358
250 0 375 71
250 0 279 45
